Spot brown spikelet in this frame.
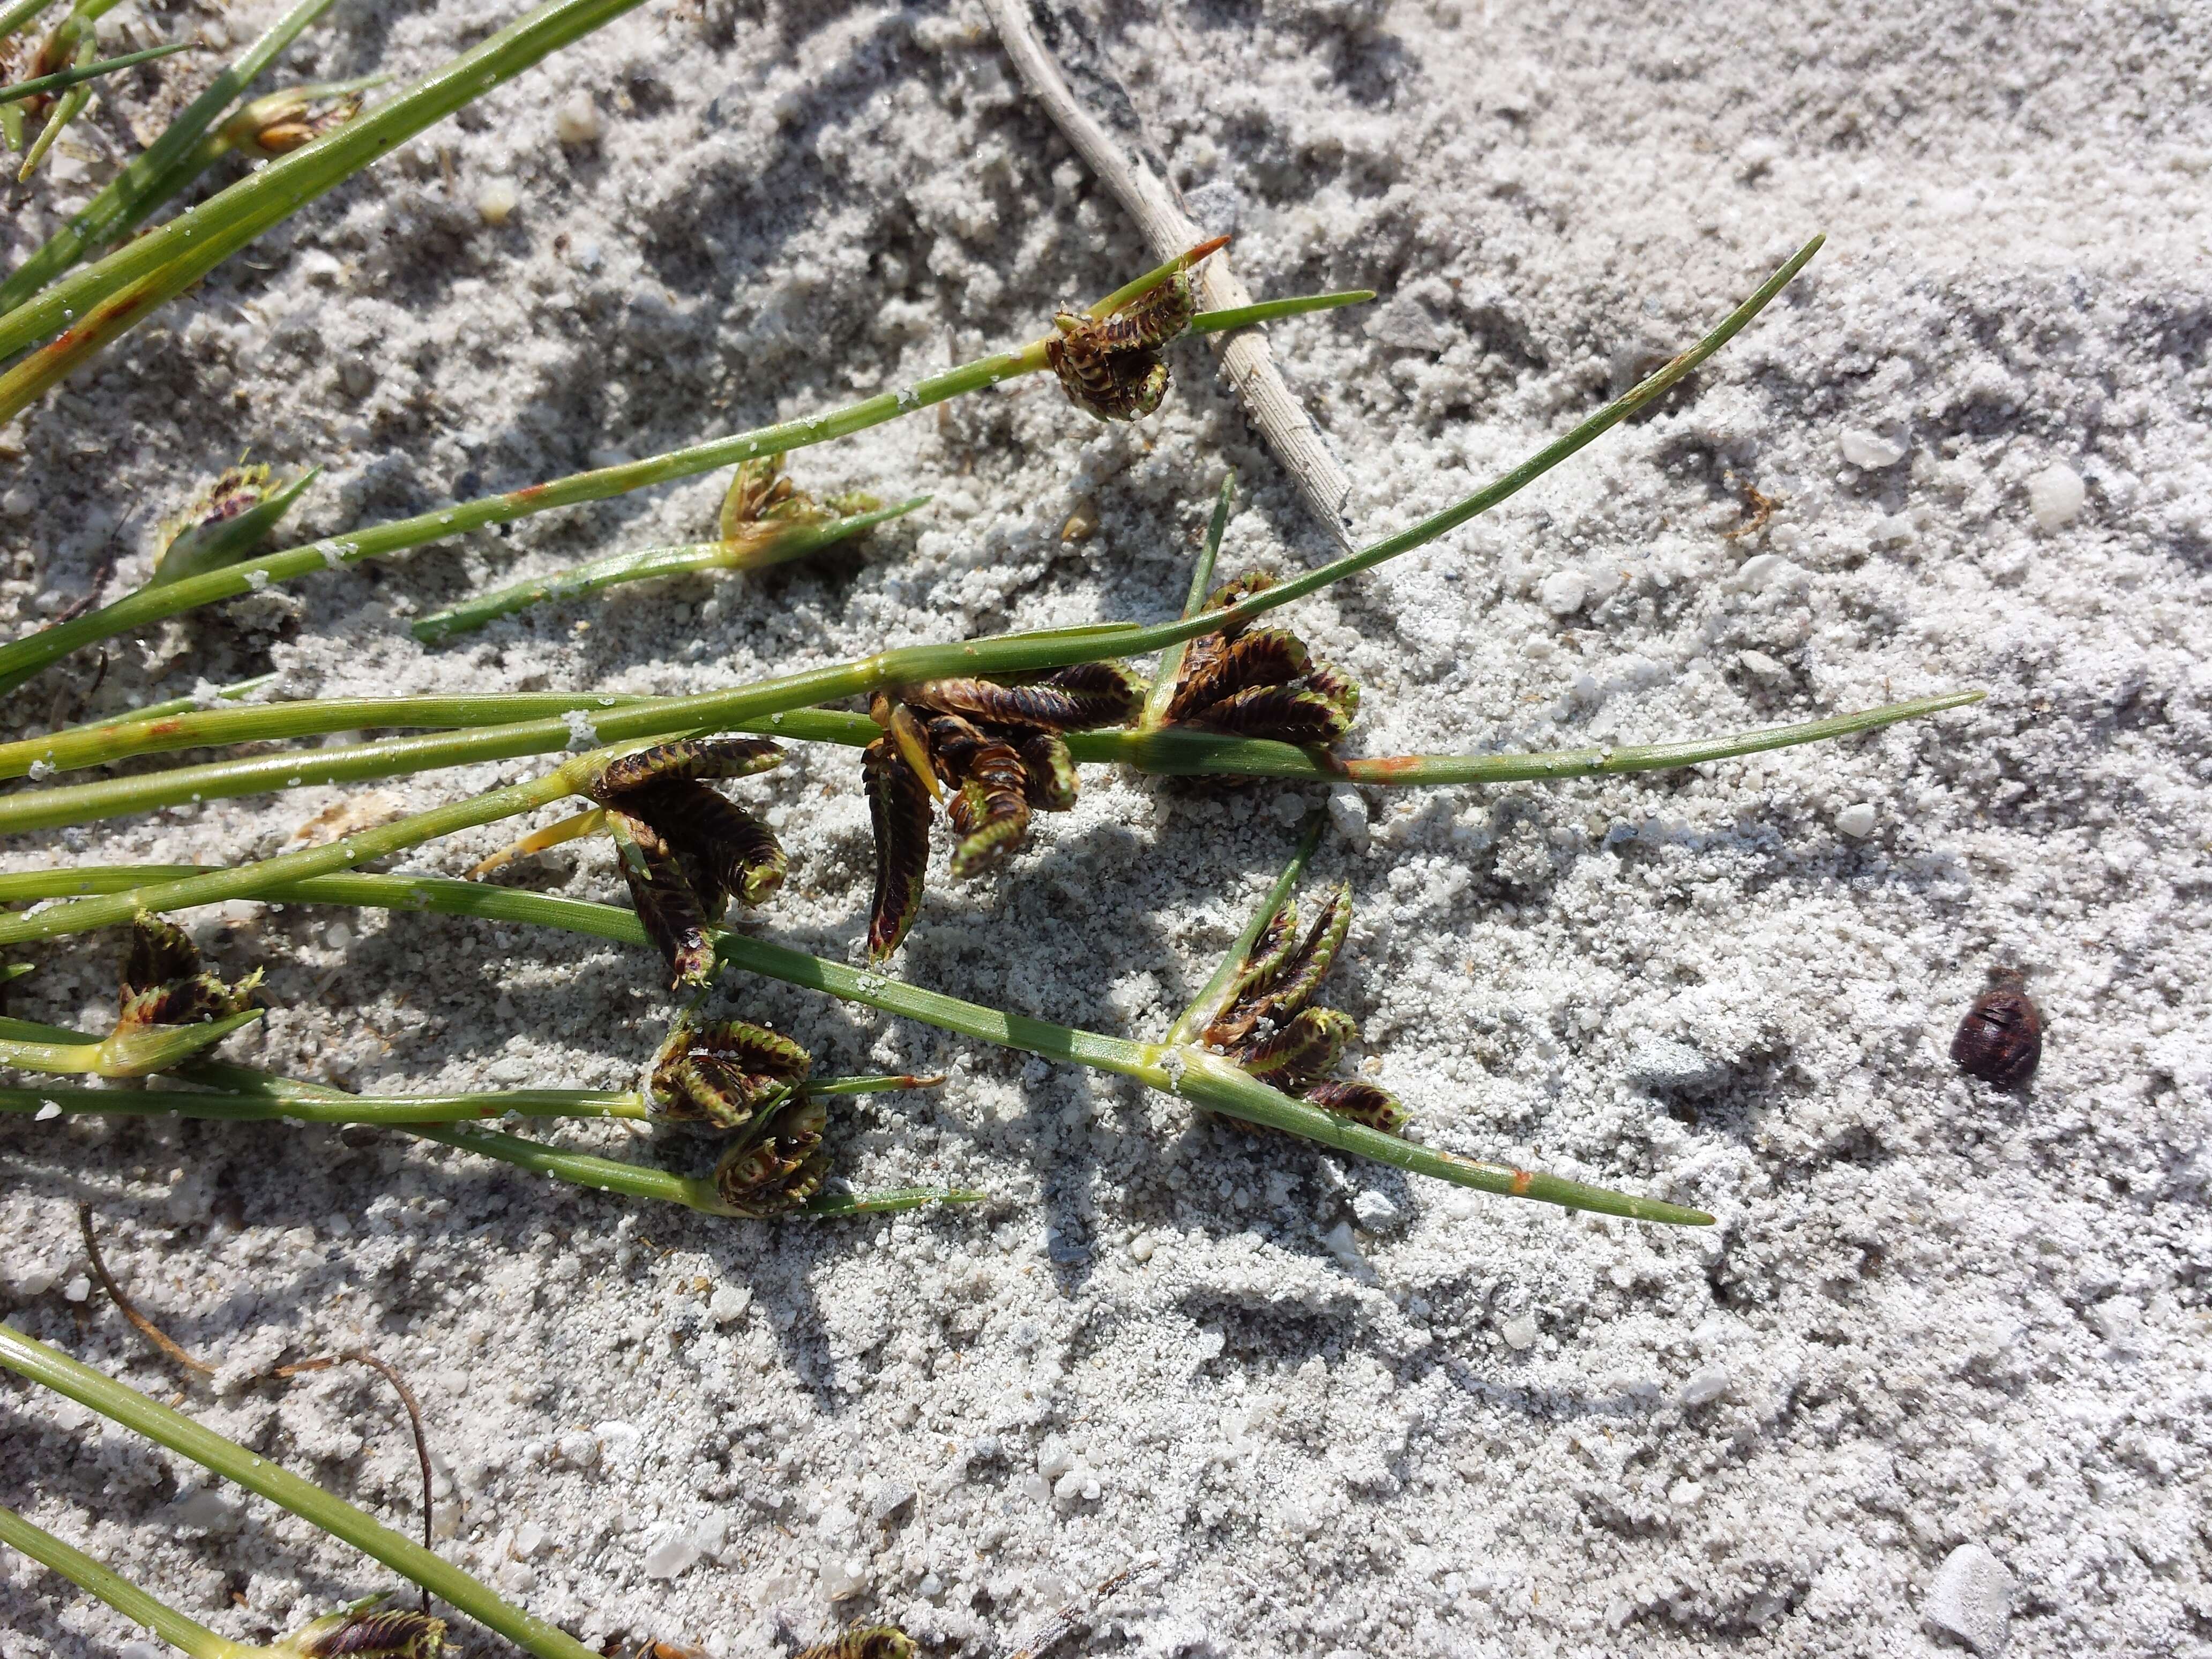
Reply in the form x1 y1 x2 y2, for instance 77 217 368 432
863 736 932 962
1046 313 1174 422
1186 683 1355 745
793 1628 916 1659
610 811 718 988
591 737 782 799
1303 1078 1411 1133
946 775 1031 879
1234 1006 1357 1093
1163 627 1312 723
629 781 786 908
712 1095 830 1216
1093 268 1197 352
1039 659 1149 722
1248 884 1353 1028
649 1014 811 1129
1018 733 1079 811
279 1606 446 1659
117 911 262 1030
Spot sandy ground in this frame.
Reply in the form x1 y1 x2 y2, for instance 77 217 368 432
3 0 2209 1655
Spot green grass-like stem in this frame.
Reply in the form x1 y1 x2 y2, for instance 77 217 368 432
0 1081 648 1122
1185 290 1372 332
0 39 190 104
0 0 336 311
1138 470 1235 733
409 497 929 644
0 243 1821 943
0 1501 248 1659
0 690 1982 835
0 0 643 367
1 869 1710 1223
0 1324 601 1659
0 266 1368 696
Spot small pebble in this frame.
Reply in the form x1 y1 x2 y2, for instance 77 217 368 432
1679 1366 1731 1408
1129 1234 1155 1262
554 92 601 146
476 178 520 226
1836 801 1877 839
1350 1189 1401 1231
1327 784 1370 851
1924 1543 2013 1655
1667 1479 1704 1508
1500 1315 1538 1351
1538 570 1589 615
2027 463 2084 530
1738 649 1791 684
512 1521 547 1558
1839 428 1908 468
641 1534 700 1579
62 1274 90 1303
820 1555 870 1600
34 1101 61 1122
708 1284 751 1325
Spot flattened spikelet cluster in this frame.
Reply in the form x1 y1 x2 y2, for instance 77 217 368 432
118 910 262 1031
862 663 1145 961
1046 270 1197 422
1163 573 1358 746
794 1628 916 1659
718 452 879 550
275 1605 446 1659
1204 883 1407 1133
648 1014 829 1216
587 738 787 988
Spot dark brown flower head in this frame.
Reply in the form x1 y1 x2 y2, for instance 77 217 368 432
1235 1005 1356 1093
117 911 263 1032
720 453 880 547
276 1604 446 1659
862 733 933 964
713 1095 829 1217
1045 269 1194 422
1302 1078 1410 1134
1201 882 1409 1135
649 1014 811 1130
859 665 1143 961
589 740 786 989
1161 577 1358 748
794 1628 916 1659
1203 884 1352 1050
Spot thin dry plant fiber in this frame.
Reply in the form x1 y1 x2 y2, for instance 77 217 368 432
985 0 1359 550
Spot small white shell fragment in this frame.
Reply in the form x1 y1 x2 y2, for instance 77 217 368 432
2028 462 2085 530
641 1533 700 1579
1501 1314 1538 1350
1923 1543 2014 1655
476 177 520 226
1738 649 1791 684
1327 784 1370 851
1836 801 1878 839
554 92 601 145
1538 569 1589 615
708 1284 751 1324
1839 428 1908 468
1679 1366 1731 1407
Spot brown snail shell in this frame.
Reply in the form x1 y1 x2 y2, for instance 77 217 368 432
1951 969 2041 1086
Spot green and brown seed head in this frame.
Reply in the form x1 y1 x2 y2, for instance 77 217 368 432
860 664 1145 961
587 739 787 989
1162 577 1358 748
648 1014 811 1130
1201 883 1408 1134
116 911 261 1031
1045 270 1195 422
274 1604 446 1659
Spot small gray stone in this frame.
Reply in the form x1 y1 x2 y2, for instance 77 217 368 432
1924 1543 2013 1654
1627 1037 1725 1093
1351 1189 1402 1231
1679 1366 1731 1408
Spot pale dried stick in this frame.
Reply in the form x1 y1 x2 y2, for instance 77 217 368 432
983 0 1357 550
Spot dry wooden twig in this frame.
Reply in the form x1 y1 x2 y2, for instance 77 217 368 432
984 0 1357 552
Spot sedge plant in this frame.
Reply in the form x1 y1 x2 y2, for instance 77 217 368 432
1 861 1712 1224
0 38 190 106
0 1321 616 1658
0 236 1367 694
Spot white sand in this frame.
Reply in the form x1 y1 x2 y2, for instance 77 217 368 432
3 1 2208 1655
